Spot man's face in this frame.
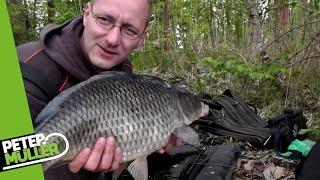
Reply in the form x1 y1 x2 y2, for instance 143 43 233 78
81 0 149 70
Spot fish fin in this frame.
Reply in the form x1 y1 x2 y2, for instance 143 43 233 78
174 125 200 146
127 156 148 180
112 162 129 180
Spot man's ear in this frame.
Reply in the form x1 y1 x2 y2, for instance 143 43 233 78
137 28 149 48
83 2 91 26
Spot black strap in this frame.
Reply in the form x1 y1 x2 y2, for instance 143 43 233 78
19 61 58 99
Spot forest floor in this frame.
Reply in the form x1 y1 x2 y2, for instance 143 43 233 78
146 70 315 180
234 146 299 180
199 133 300 180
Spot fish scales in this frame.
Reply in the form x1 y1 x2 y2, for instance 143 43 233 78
38 73 180 162
36 72 208 180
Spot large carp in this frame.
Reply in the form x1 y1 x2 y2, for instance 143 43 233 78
36 71 209 180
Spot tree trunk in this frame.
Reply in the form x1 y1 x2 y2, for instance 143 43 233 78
209 0 214 46
247 0 264 60
23 0 30 30
279 1 289 25
47 0 55 23
163 0 170 50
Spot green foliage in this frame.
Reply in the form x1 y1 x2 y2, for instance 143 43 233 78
234 10 243 44
52 0 84 24
7 0 320 123
7 2 37 45
200 57 289 81
53 11 78 24
299 128 320 141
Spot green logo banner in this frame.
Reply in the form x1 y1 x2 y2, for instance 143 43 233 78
0 1 44 179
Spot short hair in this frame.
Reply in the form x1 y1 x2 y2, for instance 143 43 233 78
90 0 152 26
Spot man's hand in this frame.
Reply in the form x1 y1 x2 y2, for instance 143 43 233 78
157 135 182 154
68 136 123 173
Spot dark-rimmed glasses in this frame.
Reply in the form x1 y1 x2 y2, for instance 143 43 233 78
90 3 145 40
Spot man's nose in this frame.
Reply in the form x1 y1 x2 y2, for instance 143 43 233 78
105 27 121 47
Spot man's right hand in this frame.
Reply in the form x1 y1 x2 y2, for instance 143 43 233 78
68 136 123 173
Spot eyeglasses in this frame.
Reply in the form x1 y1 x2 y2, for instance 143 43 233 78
90 4 145 40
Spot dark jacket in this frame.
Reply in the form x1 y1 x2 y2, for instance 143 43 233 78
17 15 132 180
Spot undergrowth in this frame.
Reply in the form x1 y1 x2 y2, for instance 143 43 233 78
131 43 320 139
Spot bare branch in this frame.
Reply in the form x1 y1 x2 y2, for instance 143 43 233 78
264 20 320 50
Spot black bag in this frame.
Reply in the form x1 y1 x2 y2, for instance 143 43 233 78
113 143 241 180
295 141 320 180
267 108 307 154
195 89 272 147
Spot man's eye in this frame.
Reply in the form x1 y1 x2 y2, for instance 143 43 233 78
122 27 138 36
97 17 113 25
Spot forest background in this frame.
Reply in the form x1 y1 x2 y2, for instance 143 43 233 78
6 0 320 137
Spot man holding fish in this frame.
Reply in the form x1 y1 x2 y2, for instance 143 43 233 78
17 0 208 179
